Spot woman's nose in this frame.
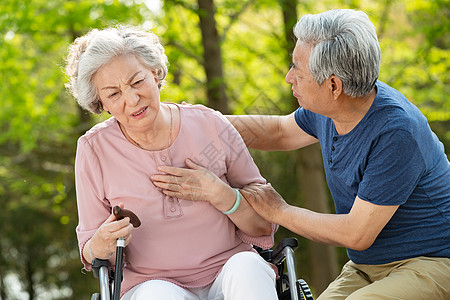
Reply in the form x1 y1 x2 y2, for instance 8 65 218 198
123 89 139 106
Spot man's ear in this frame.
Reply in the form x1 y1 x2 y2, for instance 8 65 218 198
329 75 343 100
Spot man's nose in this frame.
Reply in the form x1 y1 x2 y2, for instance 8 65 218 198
285 68 294 84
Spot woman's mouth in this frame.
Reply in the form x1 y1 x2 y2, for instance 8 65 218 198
131 106 148 117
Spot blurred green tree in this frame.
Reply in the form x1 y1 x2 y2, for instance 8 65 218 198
0 0 448 298
0 0 147 298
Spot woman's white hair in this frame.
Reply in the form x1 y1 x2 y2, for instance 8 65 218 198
294 9 381 98
65 25 168 114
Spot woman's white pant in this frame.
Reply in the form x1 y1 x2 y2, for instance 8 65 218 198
122 251 277 300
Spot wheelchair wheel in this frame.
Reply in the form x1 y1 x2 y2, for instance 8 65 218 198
298 279 314 300
91 293 100 300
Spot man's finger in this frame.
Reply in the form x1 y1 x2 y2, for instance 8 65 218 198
239 189 257 204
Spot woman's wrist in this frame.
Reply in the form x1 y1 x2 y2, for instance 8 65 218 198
88 241 94 262
222 188 241 215
83 239 94 263
85 237 113 263
212 184 237 212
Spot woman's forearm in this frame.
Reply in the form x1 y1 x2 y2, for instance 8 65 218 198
225 186 273 237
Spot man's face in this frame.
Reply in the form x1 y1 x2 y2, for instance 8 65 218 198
285 42 332 114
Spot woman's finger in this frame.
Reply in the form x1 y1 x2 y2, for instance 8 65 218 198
124 234 133 247
156 159 205 176
157 165 190 176
115 222 134 239
152 173 182 184
185 158 204 170
152 171 202 189
103 211 118 224
153 180 181 192
161 189 184 199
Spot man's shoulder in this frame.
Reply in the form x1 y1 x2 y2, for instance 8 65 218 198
370 82 426 134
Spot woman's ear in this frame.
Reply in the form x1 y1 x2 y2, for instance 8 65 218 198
151 69 158 81
99 100 110 114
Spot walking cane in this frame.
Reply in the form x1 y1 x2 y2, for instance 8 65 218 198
112 206 141 300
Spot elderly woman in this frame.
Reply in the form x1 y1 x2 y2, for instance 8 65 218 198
65 26 278 299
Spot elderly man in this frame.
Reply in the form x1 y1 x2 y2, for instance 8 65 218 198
228 9 450 300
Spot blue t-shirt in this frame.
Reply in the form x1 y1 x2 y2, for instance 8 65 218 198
294 81 450 264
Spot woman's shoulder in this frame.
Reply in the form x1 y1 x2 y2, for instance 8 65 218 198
178 103 218 115
177 103 228 125
78 117 118 144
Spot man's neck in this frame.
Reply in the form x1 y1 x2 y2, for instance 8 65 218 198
332 88 377 135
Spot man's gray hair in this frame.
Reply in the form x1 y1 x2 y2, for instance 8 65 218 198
65 25 168 114
294 9 380 97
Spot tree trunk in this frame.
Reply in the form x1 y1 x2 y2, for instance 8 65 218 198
296 145 339 294
197 0 229 114
0 271 7 300
26 254 34 300
279 0 339 295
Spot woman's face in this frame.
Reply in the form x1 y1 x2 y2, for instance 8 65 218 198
93 54 161 132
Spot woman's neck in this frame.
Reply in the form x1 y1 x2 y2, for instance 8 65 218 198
119 103 174 151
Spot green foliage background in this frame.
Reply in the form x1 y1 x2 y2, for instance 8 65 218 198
0 0 448 298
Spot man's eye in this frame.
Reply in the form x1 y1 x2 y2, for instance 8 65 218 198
289 62 295 69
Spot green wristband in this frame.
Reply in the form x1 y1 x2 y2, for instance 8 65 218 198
222 188 241 215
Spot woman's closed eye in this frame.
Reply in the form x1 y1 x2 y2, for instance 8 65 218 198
108 91 120 99
132 78 145 87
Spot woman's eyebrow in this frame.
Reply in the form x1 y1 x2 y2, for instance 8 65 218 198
127 71 142 84
100 71 143 90
101 86 118 90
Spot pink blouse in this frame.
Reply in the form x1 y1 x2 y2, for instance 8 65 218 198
75 104 275 296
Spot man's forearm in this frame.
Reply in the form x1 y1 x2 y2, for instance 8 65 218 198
226 115 282 150
277 206 355 248
277 198 396 251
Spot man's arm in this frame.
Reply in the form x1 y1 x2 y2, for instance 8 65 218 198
280 196 398 251
240 184 399 251
226 112 318 151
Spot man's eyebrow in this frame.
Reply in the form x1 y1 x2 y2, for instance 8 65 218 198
100 71 142 90
288 55 296 67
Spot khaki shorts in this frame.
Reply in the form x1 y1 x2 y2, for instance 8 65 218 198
317 256 450 300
